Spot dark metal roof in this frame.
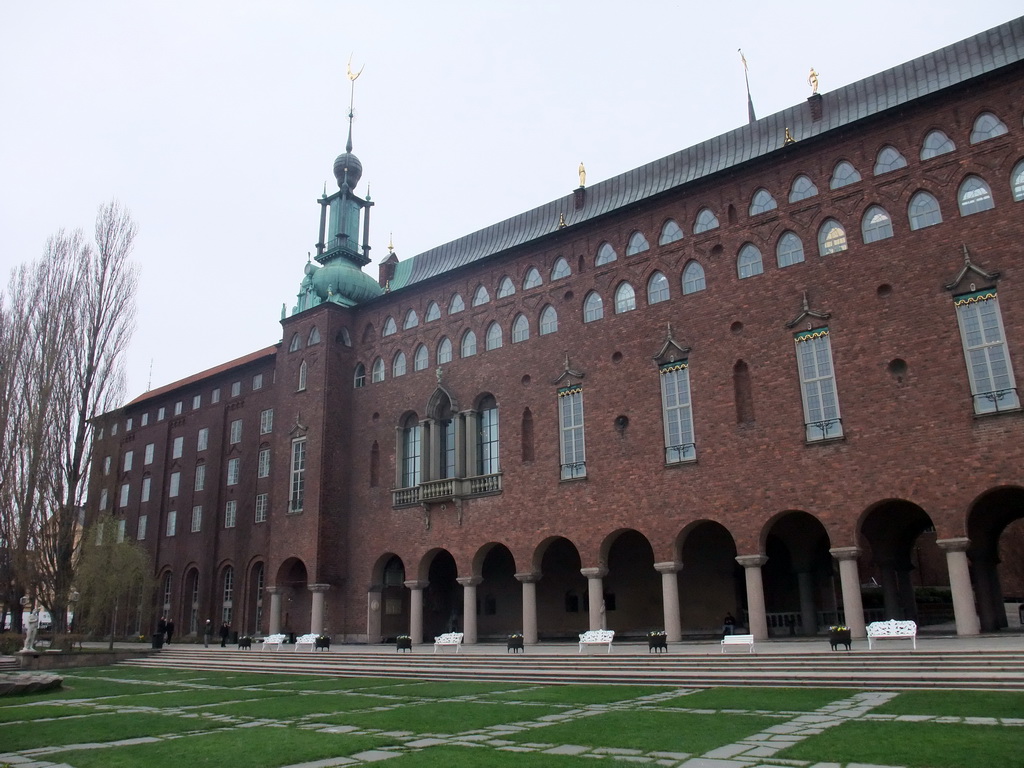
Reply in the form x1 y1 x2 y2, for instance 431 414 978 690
390 16 1023 291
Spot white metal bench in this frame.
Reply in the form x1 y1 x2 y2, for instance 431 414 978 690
578 629 615 653
260 633 287 650
433 632 464 653
294 633 318 651
866 619 917 649
721 634 755 653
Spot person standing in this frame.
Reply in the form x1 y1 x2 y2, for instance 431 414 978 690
219 621 230 648
203 619 213 648
165 618 175 645
157 616 167 638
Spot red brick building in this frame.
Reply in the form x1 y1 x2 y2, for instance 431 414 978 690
91 17 1024 643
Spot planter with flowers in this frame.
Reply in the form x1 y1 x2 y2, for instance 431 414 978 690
828 625 852 651
507 633 524 653
647 630 668 653
396 634 412 652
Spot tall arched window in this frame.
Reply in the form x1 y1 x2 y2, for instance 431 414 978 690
297 360 308 391
353 363 366 388
382 317 397 336
614 283 636 314
682 261 706 294
461 330 477 357
626 231 650 255
749 188 777 215
437 337 453 364
921 130 955 159
830 161 861 189
393 351 407 377
512 314 529 343
403 309 418 329
862 206 894 243
908 191 942 230
596 242 617 265
789 174 818 202
307 326 321 344
497 276 515 298
551 257 571 280
289 333 301 352
647 271 669 304
659 219 684 245
737 244 763 278
414 344 429 371
425 301 441 321
523 267 542 289
371 357 384 383
776 232 805 268
1013 160 1024 202
583 291 604 323
958 175 995 216
221 566 234 624
449 294 465 314
693 208 719 233
485 322 503 350
970 112 1007 144
818 219 848 255
539 305 558 335
472 285 490 306
873 146 907 175
401 414 421 488
477 396 499 475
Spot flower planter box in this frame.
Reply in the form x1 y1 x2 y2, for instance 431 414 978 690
648 634 668 653
396 637 412 652
829 629 852 651
507 636 524 653
315 636 331 651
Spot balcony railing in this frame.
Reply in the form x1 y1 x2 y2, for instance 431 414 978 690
392 473 502 508
974 387 1020 414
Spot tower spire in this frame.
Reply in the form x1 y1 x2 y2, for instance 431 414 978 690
345 55 364 155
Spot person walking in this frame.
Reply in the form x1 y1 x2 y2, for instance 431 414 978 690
165 618 175 645
219 621 230 648
204 619 213 648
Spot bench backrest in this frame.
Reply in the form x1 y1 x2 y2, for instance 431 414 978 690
263 634 287 644
866 620 917 636
722 634 755 643
579 630 615 643
295 634 318 644
434 632 464 644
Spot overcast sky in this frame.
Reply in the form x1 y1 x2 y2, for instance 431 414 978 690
2 1 1021 404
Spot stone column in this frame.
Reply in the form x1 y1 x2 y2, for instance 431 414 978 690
404 580 428 644
307 583 330 635
735 555 768 641
580 566 608 631
796 571 817 635
829 547 866 638
394 427 404 487
456 576 482 644
653 561 683 642
454 414 467 479
463 410 480 476
366 586 382 644
266 586 284 635
422 419 436 482
936 538 980 636
515 572 540 644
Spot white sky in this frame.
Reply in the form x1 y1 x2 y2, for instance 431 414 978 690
2 1 1021 403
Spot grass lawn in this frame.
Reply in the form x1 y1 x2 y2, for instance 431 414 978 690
99 686 290 708
659 686 857 712
0 711 235 751
314 700 563 732
265 676 397 691
483 684 672 705
0 703 98 723
508 709 780 754
383 744 627 766
871 689 1024 718
373 680 534 698
200 691 403 718
780 719 1022 768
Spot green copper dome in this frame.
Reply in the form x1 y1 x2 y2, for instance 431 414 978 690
311 259 382 306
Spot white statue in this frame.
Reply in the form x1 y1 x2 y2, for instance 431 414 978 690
22 607 40 652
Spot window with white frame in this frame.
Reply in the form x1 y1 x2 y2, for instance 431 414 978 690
472 285 490 306
229 419 242 444
371 357 385 383
414 344 428 371
683 261 706 294
126 417 133 432
289 438 306 511
970 112 1007 144
116 519 126 543
693 208 719 233
776 232 805 267
166 510 177 537
449 293 465 313
426 301 441 321
749 188 777 215
477 396 499 475
138 514 147 540
540 305 558 335
513 314 529 342
222 566 234 624
404 309 419 329
354 363 366 387
583 291 604 322
141 413 149 426
141 476 151 502
194 463 206 491
144 443 154 465
197 427 209 452
957 175 995 216
119 483 130 507
437 338 453 364
660 362 695 463
485 322 502 350
523 268 542 289
169 471 180 498
908 191 942 230
255 493 268 523
558 385 586 479
258 448 270 478
818 219 848 255
401 420 421 488
124 450 134 472
192 394 201 409
103 455 111 475
461 330 477 357
551 257 571 280
99 488 109 510
954 290 1020 414
382 317 397 336
231 381 241 397
873 146 907 175
795 328 844 441
172 436 184 459
647 272 670 304
921 129 955 159
789 174 818 202
862 206 894 243
626 231 650 255
174 401 183 416
614 283 636 313
660 219 684 244
595 242 617 265
157 406 166 421
308 326 320 344
830 160 861 189
737 243 763 278
224 500 237 529
227 458 240 486
393 351 407 377
497 276 515 298
252 373 263 390
260 409 273 434
211 387 221 404
1012 160 1024 202
191 505 202 532
290 332 302 350
298 360 308 390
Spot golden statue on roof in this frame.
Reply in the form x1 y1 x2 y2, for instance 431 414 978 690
808 68 819 95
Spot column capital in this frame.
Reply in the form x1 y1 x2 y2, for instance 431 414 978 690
580 566 608 579
515 571 541 584
456 576 483 588
308 583 331 593
266 586 285 596
936 537 971 553
653 561 683 574
403 579 429 590
829 546 862 562
735 554 768 569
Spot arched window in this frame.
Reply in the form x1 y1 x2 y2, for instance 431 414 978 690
583 291 604 323
414 344 429 371
818 219 848 255
626 231 650 255
289 333 301 352
647 271 669 304
1013 160 1024 202
749 188 777 215
437 337 453 364
830 160 861 189
400 414 421 488
873 146 907 175
682 261 706 294
353 363 366 388
382 317 397 336
523 267 542 289
693 208 719 233
737 243 763 278
540 305 558 335
221 566 234 624
477 395 499 475
297 360 308 391
789 174 818 202
614 283 636 314
425 301 441 321
472 285 490 307
862 206 894 243
461 330 477 357
551 257 571 280
596 242 617 266
393 351 407 377
307 326 321 345
921 130 955 159
908 191 942 230
776 232 805 268
659 219 684 245
403 310 418 329
970 112 1008 144
449 294 465 314
512 314 529 343
958 175 995 216
371 357 384 383
497 276 515 298
485 322 503 350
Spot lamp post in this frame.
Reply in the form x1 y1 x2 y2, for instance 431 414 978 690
68 590 80 637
